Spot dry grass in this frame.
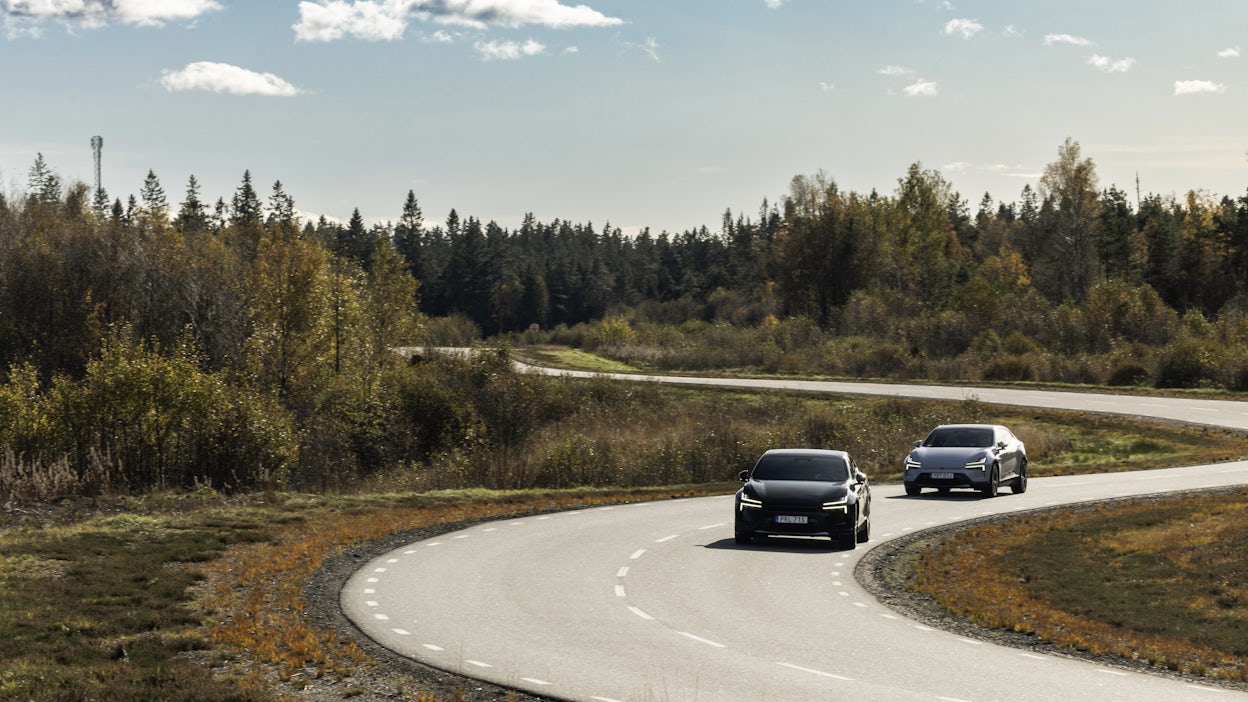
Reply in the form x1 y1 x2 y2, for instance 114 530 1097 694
913 488 1248 682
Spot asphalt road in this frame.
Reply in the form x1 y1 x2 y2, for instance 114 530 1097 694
343 372 1248 702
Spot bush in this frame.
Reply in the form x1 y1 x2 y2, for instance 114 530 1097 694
1154 338 1222 389
1107 360 1151 387
983 355 1038 382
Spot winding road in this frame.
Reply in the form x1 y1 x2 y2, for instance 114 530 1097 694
344 370 1248 702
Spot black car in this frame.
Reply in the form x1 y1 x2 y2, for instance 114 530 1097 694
734 449 871 548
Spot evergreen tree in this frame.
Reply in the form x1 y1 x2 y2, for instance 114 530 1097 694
267 180 297 231
394 190 424 274
230 170 263 228
27 153 61 207
175 175 209 234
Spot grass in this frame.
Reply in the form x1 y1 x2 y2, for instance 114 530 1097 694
511 345 641 373
912 488 1248 682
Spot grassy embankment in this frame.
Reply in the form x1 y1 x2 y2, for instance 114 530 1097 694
2 359 1246 700
913 488 1248 683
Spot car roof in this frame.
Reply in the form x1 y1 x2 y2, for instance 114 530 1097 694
759 448 850 459
930 424 1001 431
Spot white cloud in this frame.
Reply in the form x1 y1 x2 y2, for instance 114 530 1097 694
879 64 914 76
293 1 407 41
1002 24 1022 38
1088 54 1135 73
903 79 938 96
294 0 623 41
1173 80 1226 96
942 161 970 173
1218 45 1240 58
160 61 303 96
620 35 660 61
818 81 834 92
943 18 982 39
114 0 221 26
763 0 787 8
1043 33 1092 46
2 0 220 33
475 38 545 60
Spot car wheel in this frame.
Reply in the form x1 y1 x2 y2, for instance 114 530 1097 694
838 508 858 549
980 465 999 498
905 484 921 496
856 515 871 543
1011 460 1028 494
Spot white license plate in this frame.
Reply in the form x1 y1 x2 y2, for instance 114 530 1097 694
776 515 808 524
932 472 955 479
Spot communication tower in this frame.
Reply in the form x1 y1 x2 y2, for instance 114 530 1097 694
90 136 103 197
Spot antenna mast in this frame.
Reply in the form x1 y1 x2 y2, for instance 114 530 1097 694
90 136 103 198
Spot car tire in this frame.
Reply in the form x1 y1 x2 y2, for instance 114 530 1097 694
905 484 921 496
980 465 999 498
1011 460 1028 494
856 515 871 543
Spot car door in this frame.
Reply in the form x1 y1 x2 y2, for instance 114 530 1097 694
996 427 1020 478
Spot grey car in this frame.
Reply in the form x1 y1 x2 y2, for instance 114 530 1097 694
903 424 1027 497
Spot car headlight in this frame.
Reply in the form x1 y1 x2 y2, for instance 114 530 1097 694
822 500 847 512
904 458 922 470
964 459 986 470
739 495 762 509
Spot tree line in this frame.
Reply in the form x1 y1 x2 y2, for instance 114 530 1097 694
2 138 1247 496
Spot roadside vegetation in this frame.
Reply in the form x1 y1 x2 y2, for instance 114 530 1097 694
913 488 1248 683
3 371 1246 700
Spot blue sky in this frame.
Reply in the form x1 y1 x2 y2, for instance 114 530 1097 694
2 1 1244 234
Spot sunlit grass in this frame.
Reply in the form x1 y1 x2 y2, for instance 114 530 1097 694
913 489 1248 682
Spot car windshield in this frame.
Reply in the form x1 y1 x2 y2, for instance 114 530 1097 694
923 427 994 448
751 455 848 482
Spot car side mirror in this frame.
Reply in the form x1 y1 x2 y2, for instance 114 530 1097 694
737 469 750 482
913 440 921 448
854 470 867 484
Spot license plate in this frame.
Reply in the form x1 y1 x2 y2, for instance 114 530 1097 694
932 472 955 479
776 515 808 524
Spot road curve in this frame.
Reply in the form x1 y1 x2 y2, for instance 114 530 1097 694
344 371 1248 702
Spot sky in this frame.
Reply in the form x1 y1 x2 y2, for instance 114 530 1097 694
1 0 1245 235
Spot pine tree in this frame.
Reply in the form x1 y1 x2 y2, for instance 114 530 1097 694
230 170 262 228
175 175 209 233
267 180 297 230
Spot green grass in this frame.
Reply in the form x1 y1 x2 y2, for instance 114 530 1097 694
512 346 640 373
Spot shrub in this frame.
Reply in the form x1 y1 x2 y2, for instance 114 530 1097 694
983 354 1037 382
1154 338 1222 389
1107 360 1151 387
3 328 296 494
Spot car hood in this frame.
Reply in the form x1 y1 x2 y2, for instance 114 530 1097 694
908 446 991 468
747 480 849 507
